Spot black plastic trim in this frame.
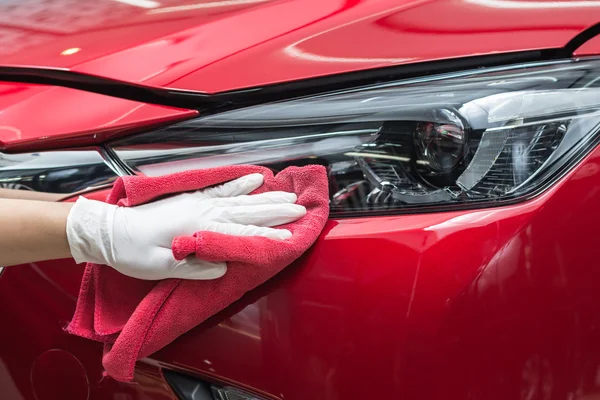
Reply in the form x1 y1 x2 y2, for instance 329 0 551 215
204 49 557 111
163 370 214 400
99 144 136 176
0 67 215 109
0 50 559 111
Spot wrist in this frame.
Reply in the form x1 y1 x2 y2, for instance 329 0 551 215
66 196 118 265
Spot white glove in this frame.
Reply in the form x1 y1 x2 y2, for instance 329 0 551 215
66 173 306 280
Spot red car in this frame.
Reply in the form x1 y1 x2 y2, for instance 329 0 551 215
1 1 600 399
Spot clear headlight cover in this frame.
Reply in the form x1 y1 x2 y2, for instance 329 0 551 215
111 59 600 216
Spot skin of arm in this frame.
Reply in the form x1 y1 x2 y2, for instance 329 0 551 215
0 188 66 202
0 198 73 266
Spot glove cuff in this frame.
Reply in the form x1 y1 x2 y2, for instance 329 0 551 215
66 196 117 265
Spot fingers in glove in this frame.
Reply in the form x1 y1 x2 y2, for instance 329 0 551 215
170 256 227 280
204 221 292 240
220 203 306 227
207 191 297 207
200 173 263 199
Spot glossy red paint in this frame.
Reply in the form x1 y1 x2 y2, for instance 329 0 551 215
575 34 600 56
1 1 600 399
3 138 600 399
0 0 597 152
0 0 599 93
0 83 196 151
167 0 600 92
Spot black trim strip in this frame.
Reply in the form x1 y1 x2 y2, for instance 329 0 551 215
97 145 133 176
0 50 559 111
211 51 552 98
203 50 559 113
0 67 215 109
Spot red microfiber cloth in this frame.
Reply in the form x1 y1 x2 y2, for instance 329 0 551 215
65 164 329 382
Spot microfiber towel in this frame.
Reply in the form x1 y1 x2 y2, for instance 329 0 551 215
65 164 329 381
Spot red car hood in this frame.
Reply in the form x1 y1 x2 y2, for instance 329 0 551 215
0 0 599 151
1 0 599 93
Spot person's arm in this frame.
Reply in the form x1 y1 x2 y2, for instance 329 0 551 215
0 199 73 266
0 188 65 202
0 173 306 280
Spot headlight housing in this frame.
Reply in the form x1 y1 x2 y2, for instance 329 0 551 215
111 59 600 216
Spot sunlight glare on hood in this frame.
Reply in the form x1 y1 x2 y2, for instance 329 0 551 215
112 0 160 8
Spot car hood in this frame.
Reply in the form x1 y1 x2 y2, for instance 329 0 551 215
1 0 599 152
1 0 599 93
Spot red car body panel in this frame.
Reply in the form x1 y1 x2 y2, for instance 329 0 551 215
0 83 196 151
1 0 600 399
3 144 600 399
0 0 599 93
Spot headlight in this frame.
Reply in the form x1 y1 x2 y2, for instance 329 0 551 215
111 59 600 216
0 150 118 195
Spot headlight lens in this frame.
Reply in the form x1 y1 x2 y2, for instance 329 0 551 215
0 150 117 195
111 59 600 216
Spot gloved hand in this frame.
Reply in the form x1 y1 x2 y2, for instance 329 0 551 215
66 173 306 280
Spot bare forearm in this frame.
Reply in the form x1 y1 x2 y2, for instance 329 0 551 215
0 199 73 266
0 188 65 201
